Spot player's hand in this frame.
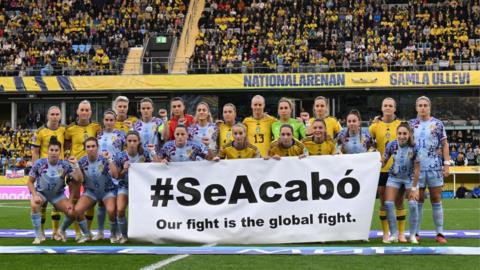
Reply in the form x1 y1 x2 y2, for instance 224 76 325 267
124 120 132 130
147 144 156 153
201 136 209 146
159 109 168 118
102 151 111 159
443 165 450 178
123 161 130 170
215 119 224 125
68 156 77 164
299 154 306 159
160 159 169 164
212 156 220 162
409 190 419 201
273 154 281 160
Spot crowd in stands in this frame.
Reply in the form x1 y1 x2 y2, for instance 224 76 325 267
191 0 480 73
449 130 480 166
0 125 32 174
0 0 188 76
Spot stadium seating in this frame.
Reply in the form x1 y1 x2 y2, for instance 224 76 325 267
190 0 480 73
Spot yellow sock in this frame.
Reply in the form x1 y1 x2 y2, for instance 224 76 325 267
51 210 61 234
379 210 389 237
40 206 47 234
396 209 407 237
86 207 95 231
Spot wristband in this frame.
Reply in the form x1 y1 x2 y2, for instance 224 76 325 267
443 161 451 165
411 187 417 191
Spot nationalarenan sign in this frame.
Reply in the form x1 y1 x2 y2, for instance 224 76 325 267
129 152 381 244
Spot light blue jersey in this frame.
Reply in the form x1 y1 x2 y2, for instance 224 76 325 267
160 140 209 162
78 156 116 201
29 158 73 203
97 129 126 156
409 117 446 172
384 140 419 180
132 117 164 152
336 128 373 154
188 123 219 153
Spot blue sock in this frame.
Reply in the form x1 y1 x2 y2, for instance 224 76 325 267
432 202 444 235
408 200 418 236
385 201 397 237
109 219 118 238
78 219 90 236
97 206 106 232
416 202 424 234
117 216 127 237
60 216 74 232
31 213 41 238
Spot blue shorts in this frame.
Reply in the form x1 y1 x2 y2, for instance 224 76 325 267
118 187 128 196
386 176 414 189
36 191 67 205
83 189 116 202
418 170 443 188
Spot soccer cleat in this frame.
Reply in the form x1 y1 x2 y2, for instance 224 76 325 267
110 237 119 244
58 230 67 242
383 236 398 244
40 232 46 242
409 235 419 244
75 233 82 241
415 233 420 241
32 237 42 245
52 232 62 241
118 236 128 244
76 235 90 244
93 232 104 241
435 234 448 244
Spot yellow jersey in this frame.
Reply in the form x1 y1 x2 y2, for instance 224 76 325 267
30 125 66 159
308 116 342 139
268 138 305 157
218 142 259 159
302 136 336 155
65 122 101 159
218 123 234 149
242 114 276 157
115 116 138 133
369 119 401 172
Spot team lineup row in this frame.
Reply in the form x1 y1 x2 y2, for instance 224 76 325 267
27 95 450 245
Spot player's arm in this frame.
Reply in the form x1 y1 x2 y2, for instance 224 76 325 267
31 146 40 163
68 157 83 183
442 138 450 177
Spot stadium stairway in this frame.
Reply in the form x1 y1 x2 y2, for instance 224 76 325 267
122 47 144 75
171 0 206 74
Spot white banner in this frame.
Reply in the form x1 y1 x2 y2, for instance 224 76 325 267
129 152 381 244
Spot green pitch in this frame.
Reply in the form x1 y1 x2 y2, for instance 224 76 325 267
0 199 478 270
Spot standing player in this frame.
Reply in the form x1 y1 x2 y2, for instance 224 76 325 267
188 102 219 154
271 98 306 140
27 137 83 244
30 106 66 240
243 95 276 157
160 125 211 162
110 131 155 243
113 96 138 133
409 96 450 244
218 103 237 149
302 119 336 155
383 122 420 244
268 124 306 159
65 100 101 239
60 137 118 243
164 97 195 140
214 123 260 160
94 110 125 240
131 98 164 152
336 110 373 154
308 96 342 139
369 98 406 242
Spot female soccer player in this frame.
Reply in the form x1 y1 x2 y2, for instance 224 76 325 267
59 137 118 243
27 137 83 244
30 106 66 240
308 96 342 139
302 119 336 155
65 100 101 239
268 124 306 159
113 96 138 133
188 102 219 154
111 131 154 243
164 97 194 140
409 96 450 244
160 125 211 162
94 110 125 240
218 103 237 149
214 123 260 160
243 95 276 157
131 98 164 152
272 98 306 140
336 110 373 154
382 122 420 244
369 98 406 243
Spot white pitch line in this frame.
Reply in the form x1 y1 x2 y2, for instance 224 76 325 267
140 243 216 270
